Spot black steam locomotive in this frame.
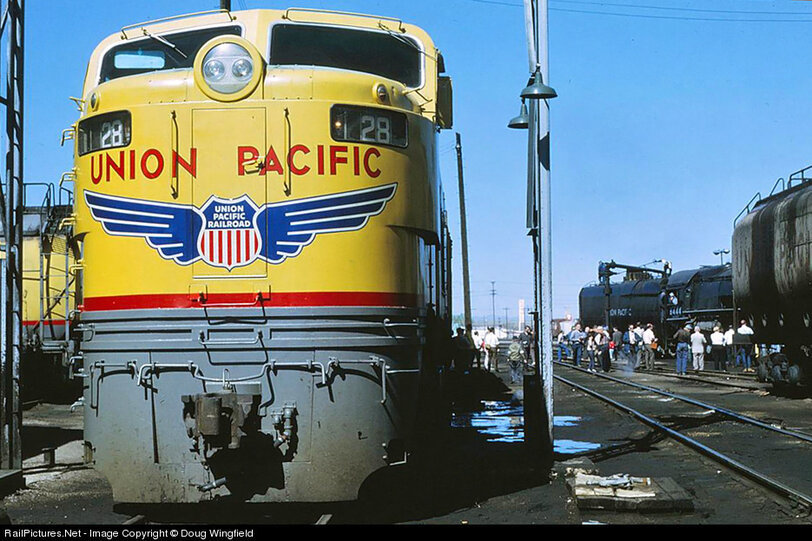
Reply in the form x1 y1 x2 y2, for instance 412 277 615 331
579 261 734 354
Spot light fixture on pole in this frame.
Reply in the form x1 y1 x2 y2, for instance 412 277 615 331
508 99 529 129
713 248 730 265
521 69 557 101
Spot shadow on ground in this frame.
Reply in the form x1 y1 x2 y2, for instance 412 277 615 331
21 426 82 461
343 370 550 523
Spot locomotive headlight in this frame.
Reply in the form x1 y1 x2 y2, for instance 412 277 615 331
203 59 226 82
194 36 263 102
202 44 252 93
232 58 253 79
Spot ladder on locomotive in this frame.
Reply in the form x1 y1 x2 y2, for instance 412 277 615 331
30 183 74 357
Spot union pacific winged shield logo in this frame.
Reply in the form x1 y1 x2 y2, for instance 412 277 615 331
84 183 397 270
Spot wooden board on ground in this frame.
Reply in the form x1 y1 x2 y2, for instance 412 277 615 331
566 474 694 512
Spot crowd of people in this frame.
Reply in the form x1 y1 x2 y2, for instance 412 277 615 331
451 318 758 381
672 319 755 374
557 322 657 372
556 319 757 374
451 325 536 383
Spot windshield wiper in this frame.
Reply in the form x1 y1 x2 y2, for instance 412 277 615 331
141 28 188 60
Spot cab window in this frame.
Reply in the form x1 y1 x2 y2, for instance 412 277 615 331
99 25 242 83
269 23 422 88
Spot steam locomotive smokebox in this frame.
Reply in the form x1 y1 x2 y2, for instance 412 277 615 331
182 382 262 450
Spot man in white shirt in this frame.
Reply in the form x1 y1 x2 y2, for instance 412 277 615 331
691 326 707 372
723 325 735 370
484 327 500 372
710 325 726 371
641 323 656 370
473 331 484 369
634 323 645 367
737 320 755 372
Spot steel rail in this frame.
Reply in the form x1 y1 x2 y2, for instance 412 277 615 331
554 361 812 444
647 366 757 381
637 370 764 391
554 373 812 510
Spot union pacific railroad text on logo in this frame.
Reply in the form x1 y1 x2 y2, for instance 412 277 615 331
84 183 397 270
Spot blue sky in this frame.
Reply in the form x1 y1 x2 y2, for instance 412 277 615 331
25 0 812 327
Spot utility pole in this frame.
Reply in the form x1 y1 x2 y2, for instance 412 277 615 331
536 0 555 466
490 281 497 329
516 0 556 467
504 307 510 331
455 133 472 333
1 0 24 489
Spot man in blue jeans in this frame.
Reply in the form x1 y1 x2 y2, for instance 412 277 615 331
568 323 584 366
672 324 692 375
737 319 755 372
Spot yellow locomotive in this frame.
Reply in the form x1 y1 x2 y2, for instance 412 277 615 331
1 186 77 400
74 8 453 503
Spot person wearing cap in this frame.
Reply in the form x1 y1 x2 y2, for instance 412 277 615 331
710 325 727 371
507 336 527 384
672 324 692 375
691 325 707 372
568 323 585 367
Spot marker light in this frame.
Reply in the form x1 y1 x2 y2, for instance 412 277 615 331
201 42 254 94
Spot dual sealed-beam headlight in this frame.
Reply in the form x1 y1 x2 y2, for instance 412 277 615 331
194 36 263 101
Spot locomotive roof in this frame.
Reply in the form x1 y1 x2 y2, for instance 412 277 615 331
579 278 663 298
667 264 731 289
83 8 438 96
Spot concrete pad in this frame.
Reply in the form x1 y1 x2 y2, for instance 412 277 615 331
567 473 694 512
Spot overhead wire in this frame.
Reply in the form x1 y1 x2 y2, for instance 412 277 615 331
463 0 812 22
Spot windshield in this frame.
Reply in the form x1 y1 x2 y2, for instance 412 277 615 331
269 24 422 88
99 25 242 83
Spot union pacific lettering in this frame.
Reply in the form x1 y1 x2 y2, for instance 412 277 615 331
88 144 381 184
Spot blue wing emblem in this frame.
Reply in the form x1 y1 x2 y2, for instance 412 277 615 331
256 183 397 264
84 191 204 265
84 183 397 268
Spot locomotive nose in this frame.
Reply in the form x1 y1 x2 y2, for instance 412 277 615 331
193 35 264 102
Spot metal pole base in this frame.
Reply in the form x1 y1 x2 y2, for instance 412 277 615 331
523 373 553 468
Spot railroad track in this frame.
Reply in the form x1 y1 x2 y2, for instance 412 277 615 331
653 366 757 381
554 362 812 513
120 509 335 525
635 368 765 391
555 357 762 391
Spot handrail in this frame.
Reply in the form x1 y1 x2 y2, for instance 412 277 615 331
768 177 785 197
23 182 53 209
734 191 761 227
788 164 812 189
59 186 74 207
282 7 405 31
120 10 234 39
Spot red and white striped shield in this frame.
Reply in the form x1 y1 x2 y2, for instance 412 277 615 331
199 228 261 270
198 195 262 271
